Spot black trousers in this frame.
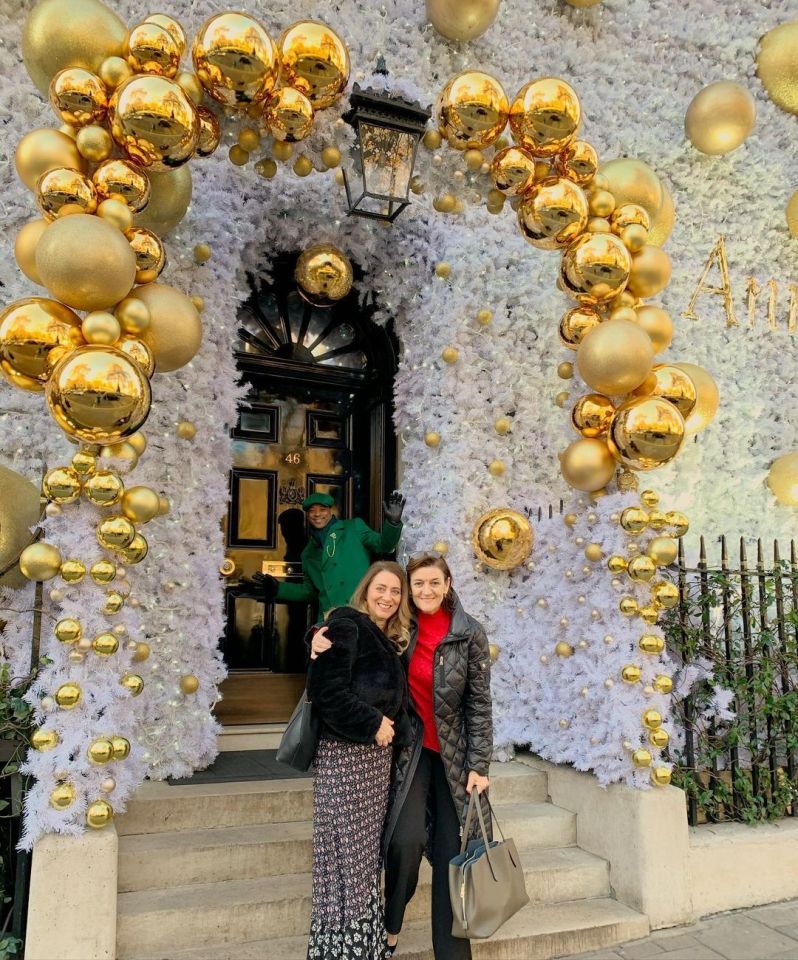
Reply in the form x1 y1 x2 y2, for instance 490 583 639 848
384 748 472 960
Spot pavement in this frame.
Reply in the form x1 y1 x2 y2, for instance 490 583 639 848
559 898 798 960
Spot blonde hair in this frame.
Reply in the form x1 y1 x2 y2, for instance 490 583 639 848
350 561 412 653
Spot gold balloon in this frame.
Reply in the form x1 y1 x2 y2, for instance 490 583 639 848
193 12 280 108
146 14 187 52
0 297 84 391
758 21 798 115
196 107 221 157
628 555 656 583
82 311 121 345
126 22 182 77
265 88 314 143
19 542 62 581
576 318 654 395
75 125 113 163
648 182 675 248
634 305 673 354
50 782 77 809
36 167 98 221
426 0 500 40
620 597 639 616
49 67 107 127
598 158 674 248
111 735 130 759
561 232 632 304
180 674 200 695
14 219 49 285
509 78 581 157
92 159 151 211
627 245 672 299
121 486 161 523
98 56 132 90
117 532 148 564
560 438 616 491
648 537 678 566
96 515 135 550
665 511 689 538
295 245 353 307
15 128 86 191
71 450 97 477
119 336 155 378
133 167 192 235
46 345 151 444
437 71 509 150
585 543 603 562
92 632 119 656
32 729 59 751
652 675 673 696
103 590 124 614
643 709 663 731
632 364 696 418
632 748 652 768
767 452 798 506
120 673 144 697
278 21 350 110
571 393 614 438
607 397 685 471
22 0 127 96
134 283 203 372
490 146 536 195
83 470 123 506
90 559 116 584
109 75 199 171
685 81 756 155
36 214 137 311
126 228 166 285
60 559 86 583
553 139 598 185
518 177 588 249
115 298 151 335
607 555 628 573
55 681 82 709
673 363 719 435
88 738 114 764
559 305 601 349
177 71 204 107
86 799 114 828
471 508 533 570
43 466 81 503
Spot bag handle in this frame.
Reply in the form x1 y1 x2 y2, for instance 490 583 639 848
459 791 497 881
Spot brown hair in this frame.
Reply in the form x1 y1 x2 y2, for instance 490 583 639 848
349 561 412 652
406 553 455 613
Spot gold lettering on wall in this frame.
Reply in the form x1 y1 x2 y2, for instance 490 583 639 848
682 234 738 327
746 277 778 331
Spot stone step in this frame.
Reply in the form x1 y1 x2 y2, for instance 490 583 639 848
116 839 599 957
129 897 649 960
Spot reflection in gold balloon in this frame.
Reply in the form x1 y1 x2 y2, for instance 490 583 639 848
109 75 199 171
92 159 151 211
767 452 798 506
119 335 155 378
632 364 697 418
437 71 509 150
685 81 756 155
572 393 615 438
673 362 719 434
0 465 43 590
134 283 202 373
577 318 654 395
634 304 673 353
560 437 616 491
510 78 581 157
36 167 98 221
46 344 151 444
426 0 500 41
15 128 86 191
195 107 221 157
559 305 601 349
490 146 536 195
295 245 353 307
0 297 84 391
560 232 631 304
517 177 588 249
14 220 49 285
49 68 108 127
553 139 598 185
145 14 187 52
126 22 182 77
756 21 798 116
472 508 533 570
607 396 685 471
193 12 280 108
126 227 166 284
265 87 314 142
133 167 192 235
279 21 350 110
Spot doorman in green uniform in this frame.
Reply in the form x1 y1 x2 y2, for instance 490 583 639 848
252 491 406 616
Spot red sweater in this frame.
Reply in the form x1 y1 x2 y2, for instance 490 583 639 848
408 607 452 752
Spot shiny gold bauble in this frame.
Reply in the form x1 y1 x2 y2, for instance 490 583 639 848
553 139 598 186
193 12 280 108
673 363 719 435
278 20 349 110
14 220 48 287
180 674 200 695
426 0 500 40
437 71 509 150
116 532 148 565
110 735 130 760
83 470 123 506
126 21 181 77
120 673 144 697
517 177 588 249
71 450 97 478
490 146 536 196
627 555 656 583
55 681 82 709
264 87 314 144
96 515 135 550
632 748 652 768
757 22 798 115
36 167 97 222
19 542 63 581
32 728 59 751
75 125 113 163
82 311 120 346
576 318 653 395
767 452 798 506
109 75 199 172
607 555 628 573
558 305 601 350
49 782 77 810
121 486 160 524
126 228 166 286
103 590 125 614
119 336 155 378
92 632 119 656
55 618 82 644
92 159 151 212
634 305 673 354
90 559 116 584
22 0 127 97
133 283 202 373
86 799 114 828
647 510 667 530
561 232 632 305
134 167 192 235
652 674 673 695
639 633 665 655
195 108 221 158
632 364 696 419
651 766 672 787
294 245 353 307
620 506 649 533
642 709 663 730
293 156 313 178
472 508 533 571
607 397 685 471
88 738 114 764
627 245 672 299
651 580 679 609
15 129 85 194
685 81 756 155
621 664 642 684
560 437 616 492
98 56 131 90
42 466 81 504
571 393 614 438
619 596 639 616
647 537 678 566
425 431 441 448
48 67 107 128
132 642 150 663
509 78 581 157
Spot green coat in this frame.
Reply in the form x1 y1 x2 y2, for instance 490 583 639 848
275 517 402 615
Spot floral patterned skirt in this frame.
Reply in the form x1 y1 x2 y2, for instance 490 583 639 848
307 736 392 960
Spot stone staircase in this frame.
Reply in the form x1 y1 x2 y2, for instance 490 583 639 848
115 760 649 960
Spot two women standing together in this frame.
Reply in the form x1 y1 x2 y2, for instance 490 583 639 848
305 553 493 959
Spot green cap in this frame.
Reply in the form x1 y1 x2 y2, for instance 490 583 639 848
302 492 335 511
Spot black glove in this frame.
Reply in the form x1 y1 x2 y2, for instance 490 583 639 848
250 572 280 602
383 491 406 525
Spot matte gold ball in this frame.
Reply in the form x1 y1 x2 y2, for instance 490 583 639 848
627 246 672 299
194 243 212 264
133 167 192 236
86 799 114 828
648 537 678 566
584 543 603 562
685 81 756 155
441 347 459 364
494 417 511 435
558 362 574 379
560 438 616 492
14 219 48 286
426 0 500 40
180 674 200 695
98 56 132 90
577 318 654 395
55 681 82 709
15 128 86 191
134 283 202 373
489 460 506 477
432 541 449 556
555 641 574 658
75 124 113 162
132 642 151 663
322 146 342 169
757 22 798 116
82 311 121 345
20 542 63 581
424 431 441 448
121 486 161 523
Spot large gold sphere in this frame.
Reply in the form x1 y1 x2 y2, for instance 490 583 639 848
559 305 601 349
36 167 98 221
134 283 203 373
121 486 160 523
607 397 685 471
627 245 672 299
632 364 697 419
767 452 798 506
14 219 49 286
48 67 108 128
133 167 192 235
437 71 509 150
561 232 632 304
126 21 182 77
517 177 589 249
0 297 84 391
0 467 42 590
86 799 114 828
193 12 280 108
145 14 187 52
22 0 127 96
92 159 151 211
15 128 86 192
553 139 599 186
19 542 62 581
295 245 353 307
278 21 350 110
757 21 798 116
560 438 616 492
576 318 654 395
55 681 82 709
509 78 581 158
109 75 199 172
46 345 151 444
264 87 314 143
36 215 137 312
598 158 673 248
119 336 155 378
685 81 756 155
490 146 536 196
634 305 673 354
571 393 615 438
673 362 719 434
426 0 500 40
472 508 533 570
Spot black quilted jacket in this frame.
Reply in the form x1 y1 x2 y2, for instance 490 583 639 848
383 593 493 852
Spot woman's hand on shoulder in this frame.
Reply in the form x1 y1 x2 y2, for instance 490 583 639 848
466 770 490 795
309 626 333 660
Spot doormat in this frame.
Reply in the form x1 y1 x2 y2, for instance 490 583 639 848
167 749 312 785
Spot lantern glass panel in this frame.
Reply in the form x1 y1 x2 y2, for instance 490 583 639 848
360 121 416 200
